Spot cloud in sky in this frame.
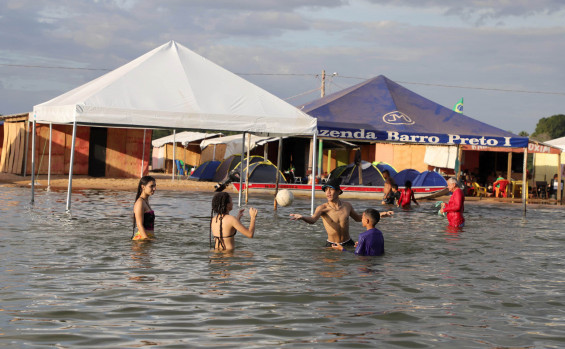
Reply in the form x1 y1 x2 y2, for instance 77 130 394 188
0 0 564 133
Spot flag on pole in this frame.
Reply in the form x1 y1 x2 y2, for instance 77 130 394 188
453 98 463 114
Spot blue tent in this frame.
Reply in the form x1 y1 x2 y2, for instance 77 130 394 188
189 160 220 181
373 161 397 177
301 75 528 148
394 169 420 186
412 171 447 187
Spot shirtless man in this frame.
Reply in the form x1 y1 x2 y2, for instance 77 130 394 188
290 178 392 247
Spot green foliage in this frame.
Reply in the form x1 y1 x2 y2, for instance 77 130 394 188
531 114 565 141
518 131 529 137
152 129 174 140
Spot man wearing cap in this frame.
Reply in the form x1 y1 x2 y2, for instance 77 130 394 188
290 178 392 247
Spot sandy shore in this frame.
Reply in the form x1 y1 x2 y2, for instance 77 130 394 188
0 172 220 193
1 172 562 207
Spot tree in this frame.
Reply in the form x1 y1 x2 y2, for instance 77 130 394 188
518 131 529 137
531 114 565 141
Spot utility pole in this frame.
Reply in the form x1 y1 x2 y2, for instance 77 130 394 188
321 70 326 97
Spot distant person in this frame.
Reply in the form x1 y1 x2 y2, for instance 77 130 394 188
381 170 396 200
398 180 419 209
550 174 563 200
290 178 392 247
210 192 257 250
382 183 400 205
331 208 385 256
132 176 157 240
440 178 465 228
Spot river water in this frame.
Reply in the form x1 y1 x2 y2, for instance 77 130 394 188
1 186 564 348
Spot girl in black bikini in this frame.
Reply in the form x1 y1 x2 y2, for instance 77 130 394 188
132 176 156 240
210 192 257 250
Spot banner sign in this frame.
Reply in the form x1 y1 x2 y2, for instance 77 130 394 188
317 126 529 148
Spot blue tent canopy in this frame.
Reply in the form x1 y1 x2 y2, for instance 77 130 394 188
301 75 528 148
189 161 220 181
412 171 447 187
394 169 420 186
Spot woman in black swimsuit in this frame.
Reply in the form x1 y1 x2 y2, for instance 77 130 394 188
210 192 257 250
132 176 156 240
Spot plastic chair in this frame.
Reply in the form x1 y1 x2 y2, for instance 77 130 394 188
175 160 185 178
493 179 509 198
472 182 488 197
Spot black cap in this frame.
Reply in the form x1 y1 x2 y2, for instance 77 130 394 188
322 178 343 194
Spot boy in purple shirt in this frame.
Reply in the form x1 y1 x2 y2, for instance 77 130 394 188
331 208 384 256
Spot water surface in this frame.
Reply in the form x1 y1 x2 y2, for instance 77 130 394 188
1 186 564 348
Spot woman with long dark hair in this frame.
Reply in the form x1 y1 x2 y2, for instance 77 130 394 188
132 176 156 240
210 192 257 250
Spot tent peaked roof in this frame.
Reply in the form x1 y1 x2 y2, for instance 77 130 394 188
301 75 528 147
33 41 316 136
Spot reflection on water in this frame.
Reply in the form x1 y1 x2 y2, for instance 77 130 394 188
1 186 565 347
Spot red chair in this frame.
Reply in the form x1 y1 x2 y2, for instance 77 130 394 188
494 179 509 198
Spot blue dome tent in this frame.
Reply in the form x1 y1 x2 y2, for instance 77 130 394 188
412 171 447 187
394 169 420 186
189 160 221 181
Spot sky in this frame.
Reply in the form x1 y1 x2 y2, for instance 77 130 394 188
1 0 564 134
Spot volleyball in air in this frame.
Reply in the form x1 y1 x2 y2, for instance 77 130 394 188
276 189 294 207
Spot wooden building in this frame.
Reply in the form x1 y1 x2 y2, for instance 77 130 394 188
1 113 151 178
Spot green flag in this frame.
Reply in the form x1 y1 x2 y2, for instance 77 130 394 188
453 97 463 113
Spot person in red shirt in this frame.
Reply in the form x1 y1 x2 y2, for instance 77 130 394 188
440 178 465 227
398 180 419 209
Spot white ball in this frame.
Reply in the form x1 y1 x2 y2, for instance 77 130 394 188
276 189 294 207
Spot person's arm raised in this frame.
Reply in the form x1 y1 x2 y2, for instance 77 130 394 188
349 203 362 222
290 205 324 224
230 207 258 238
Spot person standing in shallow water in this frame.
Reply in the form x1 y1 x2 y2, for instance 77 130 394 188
290 178 392 247
440 177 465 228
132 176 156 240
210 192 257 251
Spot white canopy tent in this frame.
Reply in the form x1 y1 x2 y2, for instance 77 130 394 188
152 131 222 148
200 134 272 159
31 40 318 211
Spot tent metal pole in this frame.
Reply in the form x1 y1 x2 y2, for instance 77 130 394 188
245 133 251 204
66 121 77 211
238 132 245 207
522 147 527 215
311 132 317 215
274 137 283 210
47 123 52 189
24 119 30 177
30 119 36 203
172 130 176 181
140 129 146 178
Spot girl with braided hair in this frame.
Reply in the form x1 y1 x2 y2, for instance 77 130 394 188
132 176 156 240
210 192 257 250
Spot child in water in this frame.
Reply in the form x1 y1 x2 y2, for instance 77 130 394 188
210 192 258 250
331 208 384 256
398 180 419 209
132 176 157 240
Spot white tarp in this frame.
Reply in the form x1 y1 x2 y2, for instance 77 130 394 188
32 41 317 136
200 134 271 159
152 131 222 148
545 136 565 150
424 145 458 169
151 146 166 170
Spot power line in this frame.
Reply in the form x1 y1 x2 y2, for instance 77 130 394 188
2 63 564 96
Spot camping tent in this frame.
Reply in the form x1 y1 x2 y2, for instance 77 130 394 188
412 171 447 187
213 155 264 183
240 161 288 184
394 169 420 186
152 131 221 148
30 40 317 209
189 160 221 181
301 75 528 148
329 160 394 186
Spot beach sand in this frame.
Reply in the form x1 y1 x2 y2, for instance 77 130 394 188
1 172 561 207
